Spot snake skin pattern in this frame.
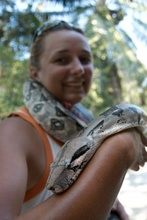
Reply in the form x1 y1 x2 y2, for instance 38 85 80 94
46 103 147 194
23 79 93 143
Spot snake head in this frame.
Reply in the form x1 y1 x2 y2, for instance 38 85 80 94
46 138 94 193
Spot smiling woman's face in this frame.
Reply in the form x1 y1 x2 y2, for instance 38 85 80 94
31 30 94 105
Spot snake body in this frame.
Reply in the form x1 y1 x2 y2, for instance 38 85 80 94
46 103 147 194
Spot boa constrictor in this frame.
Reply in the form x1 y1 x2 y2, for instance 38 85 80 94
46 103 147 194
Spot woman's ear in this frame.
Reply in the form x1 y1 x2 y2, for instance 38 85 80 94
30 66 40 81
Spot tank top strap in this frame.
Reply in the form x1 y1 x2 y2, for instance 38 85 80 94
9 106 62 201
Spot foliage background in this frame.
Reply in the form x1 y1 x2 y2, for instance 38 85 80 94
0 0 147 119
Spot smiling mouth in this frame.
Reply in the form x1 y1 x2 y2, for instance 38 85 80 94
65 82 84 87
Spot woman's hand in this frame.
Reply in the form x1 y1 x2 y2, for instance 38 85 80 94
111 130 147 220
111 199 129 220
128 129 147 171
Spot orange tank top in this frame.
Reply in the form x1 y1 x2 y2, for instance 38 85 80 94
9 107 63 202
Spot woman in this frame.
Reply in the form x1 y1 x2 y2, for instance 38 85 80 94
0 20 146 220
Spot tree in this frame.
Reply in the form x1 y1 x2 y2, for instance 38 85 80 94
0 0 147 119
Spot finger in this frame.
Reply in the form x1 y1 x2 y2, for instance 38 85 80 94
141 134 147 146
141 146 147 163
138 151 145 167
130 163 140 171
139 160 145 167
144 154 147 162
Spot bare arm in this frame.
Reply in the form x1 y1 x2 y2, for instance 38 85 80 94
20 130 146 220
0 117 45 219
0 118 146 220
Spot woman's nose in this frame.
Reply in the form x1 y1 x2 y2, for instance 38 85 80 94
70 59 84 75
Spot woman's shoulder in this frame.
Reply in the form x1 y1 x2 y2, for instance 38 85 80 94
0 115 38 141
0 115 45 163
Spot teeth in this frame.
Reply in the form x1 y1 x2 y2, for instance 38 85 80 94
66 82 83 87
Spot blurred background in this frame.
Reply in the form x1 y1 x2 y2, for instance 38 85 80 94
0 1 147 218
0 0 147 118
119 164 147 220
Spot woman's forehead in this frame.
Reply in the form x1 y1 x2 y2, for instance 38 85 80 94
43 30 91 53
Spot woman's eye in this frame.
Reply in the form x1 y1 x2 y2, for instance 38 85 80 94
55 57 69 64
80 56 91 64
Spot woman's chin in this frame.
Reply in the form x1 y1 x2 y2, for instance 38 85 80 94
66 95 85 105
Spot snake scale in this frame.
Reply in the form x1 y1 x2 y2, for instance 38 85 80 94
46 103 147 194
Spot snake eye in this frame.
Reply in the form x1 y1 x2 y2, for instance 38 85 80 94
70 145 90 163
67 145 90 172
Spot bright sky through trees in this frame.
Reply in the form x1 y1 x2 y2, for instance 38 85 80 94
16 0 147 68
